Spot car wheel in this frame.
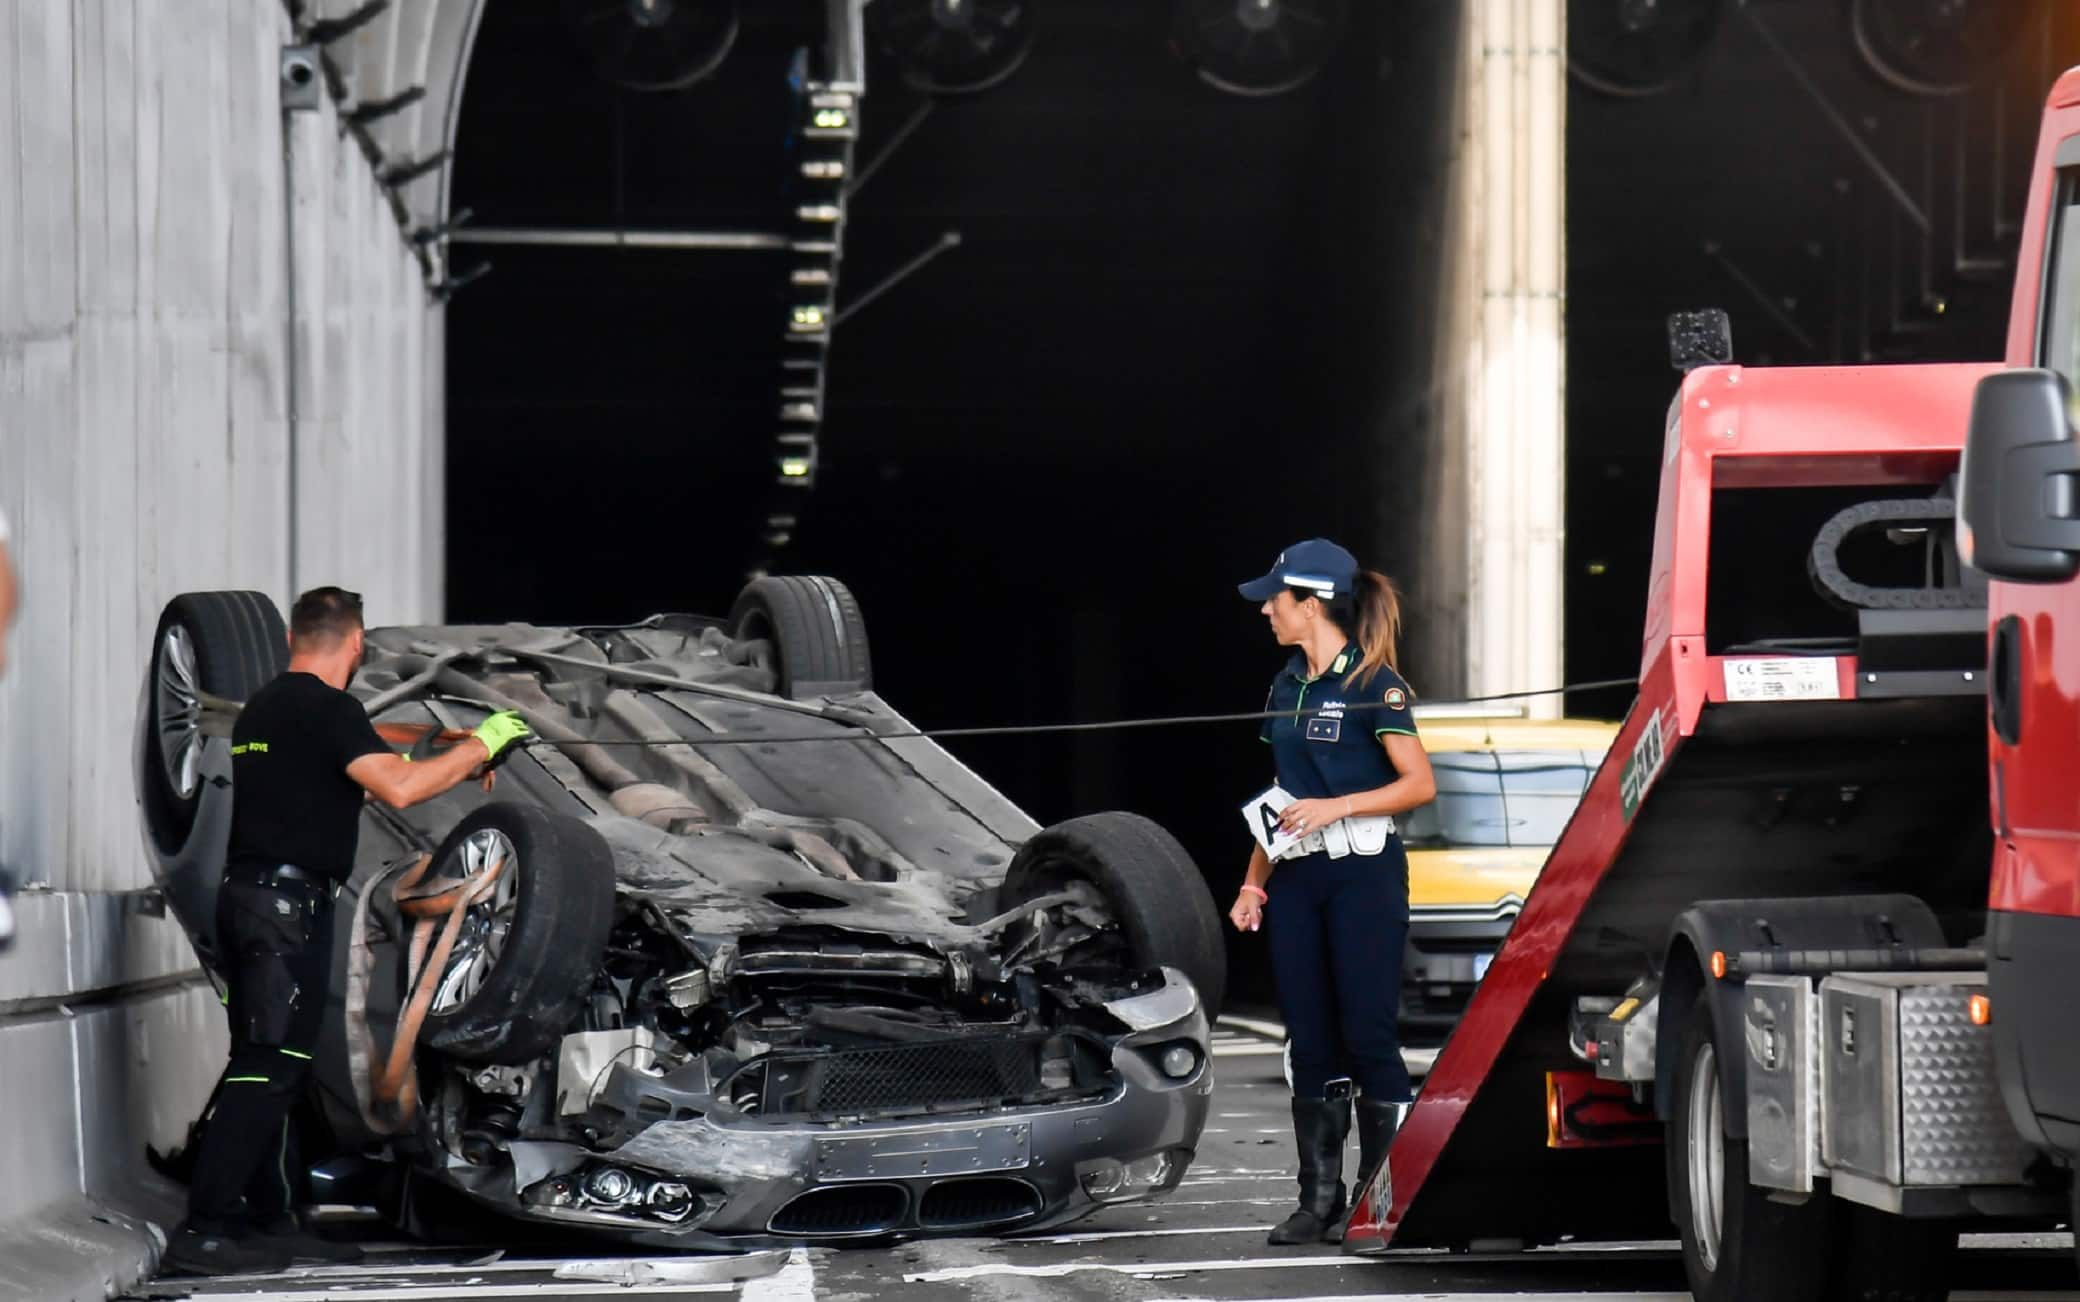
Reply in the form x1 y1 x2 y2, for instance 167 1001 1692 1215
140 591 288 851
136 591 289 967
1667 992 1831 1302
729 575 872 700
1003 812 1227 1016
419 803 617 1065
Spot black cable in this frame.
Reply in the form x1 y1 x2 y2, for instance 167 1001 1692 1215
507 676 1641 749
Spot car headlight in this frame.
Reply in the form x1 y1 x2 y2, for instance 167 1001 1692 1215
1077 1150 1185 1202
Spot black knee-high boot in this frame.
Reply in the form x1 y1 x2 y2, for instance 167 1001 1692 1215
1325 1097 1408 1244
1268 1096 1352 1245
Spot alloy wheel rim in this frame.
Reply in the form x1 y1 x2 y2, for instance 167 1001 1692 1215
431 828 521 1014
1687 1039 1725 1271
155 626 205 800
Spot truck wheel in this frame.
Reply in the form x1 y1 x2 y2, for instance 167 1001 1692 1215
420 803 617 1065
140 591 288 852
1667 993 1831 1302
1003 812 1226 1016
1830 1202 1956 1302
729 575 871 699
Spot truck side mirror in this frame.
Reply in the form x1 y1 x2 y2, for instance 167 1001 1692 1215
1959 369 2080 583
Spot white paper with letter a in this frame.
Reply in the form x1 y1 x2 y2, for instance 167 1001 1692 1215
1241 784 1303 860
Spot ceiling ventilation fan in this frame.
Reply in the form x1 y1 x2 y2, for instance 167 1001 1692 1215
1171 0 1349 98
564 0 740 93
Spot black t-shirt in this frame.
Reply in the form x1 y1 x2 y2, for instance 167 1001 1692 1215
227 671 389 881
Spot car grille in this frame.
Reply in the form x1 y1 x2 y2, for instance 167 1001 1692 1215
917 1177 1042 1229
769 1184 907 1235
732 1031 1110 1120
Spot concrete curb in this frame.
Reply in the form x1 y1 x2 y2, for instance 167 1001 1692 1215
0 1186 177 1302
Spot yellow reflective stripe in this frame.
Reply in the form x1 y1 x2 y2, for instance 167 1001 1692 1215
230 741 270 755
225 1075 270 1084
277 1048 313 1060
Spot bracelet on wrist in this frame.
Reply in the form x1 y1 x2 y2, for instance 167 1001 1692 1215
1239 883 1268 902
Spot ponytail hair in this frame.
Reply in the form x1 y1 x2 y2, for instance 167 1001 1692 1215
1318 571 1403 690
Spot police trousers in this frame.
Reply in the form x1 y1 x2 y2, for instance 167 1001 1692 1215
187 874 335 1232
1265 847 1414 1103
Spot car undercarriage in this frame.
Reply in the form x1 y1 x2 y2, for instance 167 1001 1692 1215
137 578 1222 1246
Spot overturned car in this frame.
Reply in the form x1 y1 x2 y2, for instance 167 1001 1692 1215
137 578 1222 1247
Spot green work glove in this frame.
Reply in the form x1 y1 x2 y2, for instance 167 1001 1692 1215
473 710 532 761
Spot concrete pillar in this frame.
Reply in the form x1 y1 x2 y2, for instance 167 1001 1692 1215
1460 0 1567 715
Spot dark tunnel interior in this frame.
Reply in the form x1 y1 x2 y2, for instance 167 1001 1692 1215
447 0 2080 1010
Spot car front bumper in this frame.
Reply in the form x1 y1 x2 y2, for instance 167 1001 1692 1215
1400 910 1518 1040
436 968 1214 1248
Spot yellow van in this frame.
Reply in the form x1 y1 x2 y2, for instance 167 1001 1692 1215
1398 709 1620 1043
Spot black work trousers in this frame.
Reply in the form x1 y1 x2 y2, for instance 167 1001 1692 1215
1265 847 1415 1103
187 875 335 1233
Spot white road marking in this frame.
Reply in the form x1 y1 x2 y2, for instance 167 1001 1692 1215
194 1283 738 1300
740 1247 817 1302
1211 1044 1286 1057
1140 1295 1691 1302
553 1252 789 1286
902 1253 1391 1283
1142 1296 2080 1302
1013 1223 1268 1245
1215 1014 1288 1039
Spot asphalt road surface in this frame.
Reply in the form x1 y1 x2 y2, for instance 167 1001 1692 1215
123 1020 2080 1302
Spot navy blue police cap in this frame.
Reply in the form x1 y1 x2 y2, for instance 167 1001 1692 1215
1237 538 1359 602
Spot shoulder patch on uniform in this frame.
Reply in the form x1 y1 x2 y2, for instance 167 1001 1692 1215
1384 687 1407 708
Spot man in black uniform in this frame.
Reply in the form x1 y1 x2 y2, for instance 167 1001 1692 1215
165 587 533 1276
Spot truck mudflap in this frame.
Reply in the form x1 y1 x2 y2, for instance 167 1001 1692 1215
1988 908 2080 1158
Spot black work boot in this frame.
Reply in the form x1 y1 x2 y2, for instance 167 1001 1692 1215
161 1221 293 1276
1327 1097 1410 1244
1268 1096 1352 1245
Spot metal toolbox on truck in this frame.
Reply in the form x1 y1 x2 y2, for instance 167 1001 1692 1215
1743 975 1821 1194
1818 972 2029 1209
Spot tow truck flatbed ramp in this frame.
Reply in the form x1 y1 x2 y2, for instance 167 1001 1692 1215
1346 361 1998 1252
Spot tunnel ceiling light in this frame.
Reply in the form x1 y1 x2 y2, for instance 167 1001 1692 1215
796 204 843 224
802 159 846 180
812 108 851 129
778 456 815 479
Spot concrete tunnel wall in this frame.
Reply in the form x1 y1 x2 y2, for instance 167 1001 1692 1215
0 2 481 1295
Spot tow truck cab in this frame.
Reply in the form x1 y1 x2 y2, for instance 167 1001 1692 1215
1959 63 2080 1171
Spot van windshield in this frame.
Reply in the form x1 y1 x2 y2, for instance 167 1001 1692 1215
1400 749 1599 850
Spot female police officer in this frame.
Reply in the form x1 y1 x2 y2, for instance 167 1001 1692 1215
1230 538 1437 1245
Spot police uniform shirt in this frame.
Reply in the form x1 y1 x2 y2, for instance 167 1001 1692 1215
1260 644 1419 800
228 671 389 882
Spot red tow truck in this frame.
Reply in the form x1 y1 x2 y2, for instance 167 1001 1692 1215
1345 68 2080 1302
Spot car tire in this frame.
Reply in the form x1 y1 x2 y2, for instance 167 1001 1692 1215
1667 991 1831 1302
729 575 872 700
139 590 289 852
1003 812 1227 1016
419 803 617 1066
136 591 290 969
